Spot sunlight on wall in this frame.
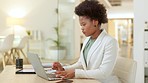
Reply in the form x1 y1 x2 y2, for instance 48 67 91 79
8 8 26 18
6 6 27 36
14 25 27 37
0 0 45 18
6 17 26 36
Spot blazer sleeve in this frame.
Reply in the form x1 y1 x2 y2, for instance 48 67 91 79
63 56 83 70
74 39 118 80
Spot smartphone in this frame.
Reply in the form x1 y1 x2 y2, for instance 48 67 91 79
56 79 73 83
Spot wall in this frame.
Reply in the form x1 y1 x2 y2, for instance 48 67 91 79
74 0 82 59
108 20 116 38
134 0 148 83
107 1 134 19
0 0 80 60
0 0 58 38
0 0 58 58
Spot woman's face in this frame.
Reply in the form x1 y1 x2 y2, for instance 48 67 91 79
79 16 98 37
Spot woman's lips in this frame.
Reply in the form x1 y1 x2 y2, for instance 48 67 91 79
82 31 85 34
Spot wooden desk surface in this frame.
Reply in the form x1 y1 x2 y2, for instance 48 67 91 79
0 65 101 83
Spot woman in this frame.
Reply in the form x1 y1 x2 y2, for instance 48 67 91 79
52 1 121 83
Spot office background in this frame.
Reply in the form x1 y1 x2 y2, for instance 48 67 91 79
0 0 147 83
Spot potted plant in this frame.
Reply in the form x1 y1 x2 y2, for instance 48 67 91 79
46 26 66 61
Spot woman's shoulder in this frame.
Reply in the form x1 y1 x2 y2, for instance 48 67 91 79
103 34 118 44
100 29 117 42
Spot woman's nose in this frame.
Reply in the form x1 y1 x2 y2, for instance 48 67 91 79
81 27 84 30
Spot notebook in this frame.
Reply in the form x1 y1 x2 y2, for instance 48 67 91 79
27 52 62 81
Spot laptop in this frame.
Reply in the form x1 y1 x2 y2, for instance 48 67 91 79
27 52 62 81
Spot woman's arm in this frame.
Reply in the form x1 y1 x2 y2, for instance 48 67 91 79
64 56 83 70
75 39 118 80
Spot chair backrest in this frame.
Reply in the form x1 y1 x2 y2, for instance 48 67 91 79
0 34 14 52
17 36 28 49
113 57 137 83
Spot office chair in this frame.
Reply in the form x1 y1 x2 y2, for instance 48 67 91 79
0 34 14 68
113 56 137 83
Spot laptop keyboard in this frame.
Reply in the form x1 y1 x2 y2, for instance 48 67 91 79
48 77 62 80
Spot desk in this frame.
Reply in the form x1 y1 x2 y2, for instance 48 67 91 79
0 65 101 83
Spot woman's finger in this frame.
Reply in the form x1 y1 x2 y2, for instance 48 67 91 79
52 62 63 71
56 71 67 76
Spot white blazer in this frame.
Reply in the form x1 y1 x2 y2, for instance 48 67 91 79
64 30 120 83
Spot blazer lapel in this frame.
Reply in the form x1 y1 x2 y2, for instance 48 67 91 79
86 30 107 66
81 37 90 69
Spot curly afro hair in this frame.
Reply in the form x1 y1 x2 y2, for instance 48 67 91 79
75 0 108 25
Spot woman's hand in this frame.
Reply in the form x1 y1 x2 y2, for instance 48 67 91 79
56 69 75 79
52 62 64 71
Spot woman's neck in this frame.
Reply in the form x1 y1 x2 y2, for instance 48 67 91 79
91 29 102 39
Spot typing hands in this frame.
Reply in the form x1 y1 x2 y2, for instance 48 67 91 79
52 62 64 71
56 69 75 79
52 62 75 79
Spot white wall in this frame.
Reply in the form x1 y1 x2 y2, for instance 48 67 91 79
0 0 58 38
74 0 82 59
0 0 58 58
107 1 134 19
0 0 80 60
24 0 58 40
134 0 148 83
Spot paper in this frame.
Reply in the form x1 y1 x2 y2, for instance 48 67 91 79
16 68 35 74
19 68 35 72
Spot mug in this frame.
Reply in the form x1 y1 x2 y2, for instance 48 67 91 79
16 58 23 69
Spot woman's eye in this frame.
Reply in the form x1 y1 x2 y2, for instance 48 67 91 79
82 24 86 26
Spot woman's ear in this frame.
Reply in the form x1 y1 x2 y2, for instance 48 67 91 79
92 20 99 27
